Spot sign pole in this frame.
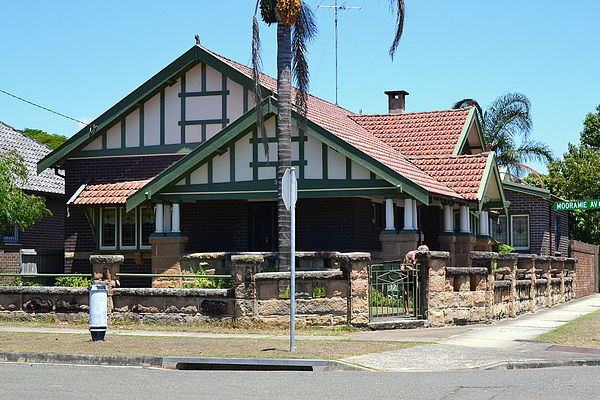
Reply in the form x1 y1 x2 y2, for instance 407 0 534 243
282 167 298 352
289 168 296 352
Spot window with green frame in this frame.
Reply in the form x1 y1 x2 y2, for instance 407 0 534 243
98 206 155 250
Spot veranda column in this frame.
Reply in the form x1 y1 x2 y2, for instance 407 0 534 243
404 198 413 230
412 200 418 232
443 205 454 233
456 205 476 266
381 198 418 262
439 204 457 265
155 203 164 233
171 203 181 233
475 210 493 252
163 204 172 233
385 199 395 231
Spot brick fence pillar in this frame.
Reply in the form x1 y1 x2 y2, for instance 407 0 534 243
416 250 450 327
232 254 264 319
339 252 370 326
148 236 188 288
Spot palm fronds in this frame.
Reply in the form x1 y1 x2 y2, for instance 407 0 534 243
252 1 269 160
292 1 317 137
453 98 484 118
483 92 532 145
389 0 406 59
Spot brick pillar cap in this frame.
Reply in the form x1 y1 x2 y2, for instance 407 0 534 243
337 252 371 261
231 254 265 265
90 254 124 264
417 250 449 259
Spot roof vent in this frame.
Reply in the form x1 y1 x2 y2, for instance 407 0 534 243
384 90 409 114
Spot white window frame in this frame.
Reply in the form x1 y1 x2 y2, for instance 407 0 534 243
510 214 530 250
139 206 154 250
99 207 118 250
119 207 137 250
492 215 509 245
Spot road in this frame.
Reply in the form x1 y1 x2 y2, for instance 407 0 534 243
0 363 598 399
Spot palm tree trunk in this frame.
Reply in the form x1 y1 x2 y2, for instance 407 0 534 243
277 22 292 270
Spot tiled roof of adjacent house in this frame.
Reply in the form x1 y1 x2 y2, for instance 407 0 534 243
72 180 151 205
0 122 64 195
211 52 465 200
409 153 490 200
349 109 471 157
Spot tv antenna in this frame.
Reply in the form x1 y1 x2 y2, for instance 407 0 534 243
318 1 361 105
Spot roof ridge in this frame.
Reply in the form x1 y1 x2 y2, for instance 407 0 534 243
351 107 472 118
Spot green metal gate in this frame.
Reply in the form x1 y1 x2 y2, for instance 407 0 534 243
368 262 424 320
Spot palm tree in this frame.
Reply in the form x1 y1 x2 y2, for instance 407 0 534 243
253 0 406 269
454 93 553 178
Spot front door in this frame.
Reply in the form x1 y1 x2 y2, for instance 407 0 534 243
249 202 277 251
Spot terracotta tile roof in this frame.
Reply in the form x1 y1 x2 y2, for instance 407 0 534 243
210 49 463 200
409 153 490 200
72 179 151 205
349 109 471 158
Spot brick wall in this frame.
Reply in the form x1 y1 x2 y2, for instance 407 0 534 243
63 155 184 271
0 251 20 283
504 189 569 255
570 240 598 298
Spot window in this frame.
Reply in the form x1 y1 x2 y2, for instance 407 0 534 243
492 216 508 245
100 208 117 249
120 208 137 249
511 215 530 250
3 224 19 244
140 206 155 247
372 202 382 226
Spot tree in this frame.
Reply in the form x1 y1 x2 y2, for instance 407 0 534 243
22 128 67 149
454 93 553 177
0 150 52 233
580 104 600 148
252 0 405 269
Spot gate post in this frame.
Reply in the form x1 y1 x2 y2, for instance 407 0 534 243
340 252 370 326
416 251 450 327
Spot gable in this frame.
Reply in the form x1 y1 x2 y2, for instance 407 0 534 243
453 108 486 155
38 45 270 173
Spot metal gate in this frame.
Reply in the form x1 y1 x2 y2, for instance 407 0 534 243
368 262 424 320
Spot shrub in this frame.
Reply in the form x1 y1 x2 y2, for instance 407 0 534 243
312 286 326 298
181 265 232 289
54 276 92 287
497 242 515 254
7 279 43 287
260 265 280 272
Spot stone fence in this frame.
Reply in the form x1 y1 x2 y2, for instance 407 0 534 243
0 252 370 327
417 251 577 327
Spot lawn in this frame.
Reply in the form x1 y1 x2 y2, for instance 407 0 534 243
536 309 600 348
0 332 422 360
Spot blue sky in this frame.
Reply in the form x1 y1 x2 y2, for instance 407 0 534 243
2 1 599 173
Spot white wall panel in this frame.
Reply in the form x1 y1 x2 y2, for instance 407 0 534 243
82 136 102 151
227 78 244 121
212 151 230 183
144 93 161 146
164 80 181 145
206 124 222 140
258 166 276 180
186 64 202 92
304 136 322 179
125 109 140 148
235 133 253 182
186 96 221 120
190 163 208 184
185 125 202 143
327 148 346 179
351 160 370 179
106 123 121 149
205 66 221 91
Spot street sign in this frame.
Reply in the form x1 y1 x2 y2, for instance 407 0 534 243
552 200 600 211
282 168 298 211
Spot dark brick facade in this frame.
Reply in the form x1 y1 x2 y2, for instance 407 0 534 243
63 155 183 273
504 189 569 255
570 240 598 298
1 192 66 276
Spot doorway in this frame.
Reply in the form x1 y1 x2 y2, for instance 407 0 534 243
249 202 277 251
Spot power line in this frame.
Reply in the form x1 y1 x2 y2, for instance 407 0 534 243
0 88 87 125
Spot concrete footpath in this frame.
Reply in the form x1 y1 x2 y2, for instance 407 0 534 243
0 294 599 371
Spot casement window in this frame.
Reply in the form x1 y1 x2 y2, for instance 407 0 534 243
371 202 381 225
140 206 154 248
3 224 19 244
492 216 508 245
120 208 137 249
510 214 530 250
100 208 117 249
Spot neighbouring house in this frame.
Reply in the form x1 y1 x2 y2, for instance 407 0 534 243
36 44 564 287
0 122 66 277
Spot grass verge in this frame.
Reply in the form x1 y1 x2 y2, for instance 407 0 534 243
0 317 357 336
0 332 421 360
536 309 600 348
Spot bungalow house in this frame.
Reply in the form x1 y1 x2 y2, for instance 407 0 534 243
0 122 65 277
36 44 559 285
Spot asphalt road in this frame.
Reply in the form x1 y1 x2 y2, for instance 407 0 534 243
0 363 599 400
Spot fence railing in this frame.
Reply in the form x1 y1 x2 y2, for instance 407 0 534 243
368 262 423 320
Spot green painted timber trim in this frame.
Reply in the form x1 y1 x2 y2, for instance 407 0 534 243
243 87 249 113
180 74 186 143
37 44 273 174
115 273 231 278
252 128 258 181
222 73 228 129
66 183 88 205
101 132 107 150
207 160 214 184
502 180 551 199
201 63 207 91
0 273 92 277
477 152 507 212
299 133 306 179
229 144 236 182
453 107 486 156
160 89 166 145
322 143 328 179
125 98 276 211
72 143 198 158
346 157 352 180
249 136 307 144
120 119 126 148
179 119 229 126
179 90 230 97
250 160 307 168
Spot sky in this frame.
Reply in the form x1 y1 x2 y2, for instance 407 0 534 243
1 1 599 173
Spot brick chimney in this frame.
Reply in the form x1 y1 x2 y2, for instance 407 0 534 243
385 90 409 114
